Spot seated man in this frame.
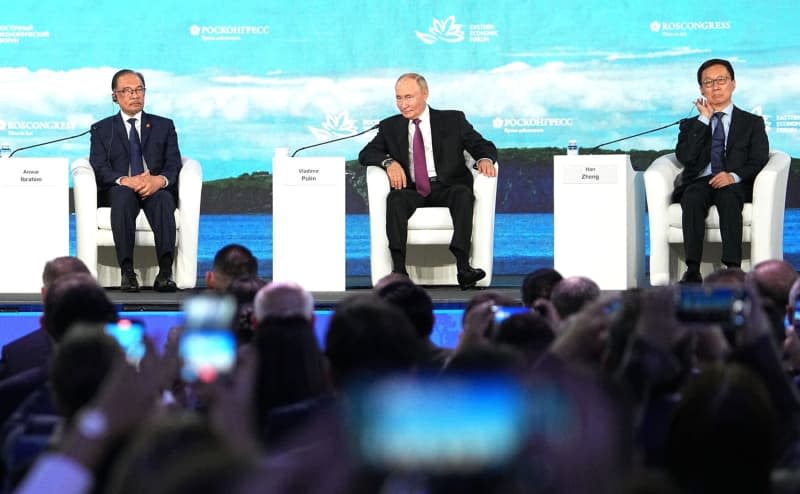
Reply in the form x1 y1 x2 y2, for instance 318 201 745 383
89 69 183 292
359 73 497 290
672 58 769 283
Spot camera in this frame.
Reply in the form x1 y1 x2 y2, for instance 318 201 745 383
179 295 237 383
492 305 530 326
346 375 527 472
675 285 748 326
105 319 146 365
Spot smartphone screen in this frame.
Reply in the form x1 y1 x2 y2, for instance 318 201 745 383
676 285 746 324
493 306 530 325
105 319 146 365
794 300 800 327
179 329 236 383
346 375 527 473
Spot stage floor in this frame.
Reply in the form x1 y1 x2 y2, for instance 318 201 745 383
0 282 522 312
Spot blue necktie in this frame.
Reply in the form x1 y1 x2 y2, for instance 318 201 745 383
412 118 430 197
128 118 144 176
710 112 725 175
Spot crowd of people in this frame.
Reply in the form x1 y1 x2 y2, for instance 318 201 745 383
1 244 800 494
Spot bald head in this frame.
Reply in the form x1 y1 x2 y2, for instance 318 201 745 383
253 281 314 322
550 276 600 319
751 260 798 307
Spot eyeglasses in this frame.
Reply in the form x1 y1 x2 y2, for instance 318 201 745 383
701 77 731 88
114 86 146 97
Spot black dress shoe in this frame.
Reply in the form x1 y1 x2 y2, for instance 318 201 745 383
679 270 703 284
121 270 140 293
457 267 486 290
153 273 178 292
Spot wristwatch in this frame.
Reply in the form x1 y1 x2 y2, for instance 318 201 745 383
76 408 109 440
381 158 393 169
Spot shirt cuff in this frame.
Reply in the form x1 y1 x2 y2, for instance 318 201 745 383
730 172 741 183
698 115 710 125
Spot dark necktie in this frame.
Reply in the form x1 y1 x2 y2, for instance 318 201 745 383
710 112 725 175
128 117 144 176
412 118 431 197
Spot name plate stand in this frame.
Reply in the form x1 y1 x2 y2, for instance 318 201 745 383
553 154 645 289
272 148 345 291
0 157 69 293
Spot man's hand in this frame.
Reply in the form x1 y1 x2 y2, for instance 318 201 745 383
709 171 735 189
385 161 407 190
476 158 496 177
121 171 166 198
694 97 714 120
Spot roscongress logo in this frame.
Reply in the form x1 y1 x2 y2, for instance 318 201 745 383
0 120 76 136
650 19 731 37
493 116 573 134
416 15 498 44
189 24 270 42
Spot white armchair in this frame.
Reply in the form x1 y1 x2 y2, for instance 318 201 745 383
71 157 202 289
366 158 498 287
644 150 790 285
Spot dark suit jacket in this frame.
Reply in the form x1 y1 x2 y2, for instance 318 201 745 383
0 329 52 380
89 111 182 195
358 108 497 188
672 105 769 202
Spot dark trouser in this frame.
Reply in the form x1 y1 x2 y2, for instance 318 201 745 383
106 186 177 269
680 179 746 267
386 181 474 272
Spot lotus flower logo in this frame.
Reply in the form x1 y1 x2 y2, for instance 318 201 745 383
308 112 359 140
189 25 201 36
492 117 504 129
416 16 465 44
650 21 661 32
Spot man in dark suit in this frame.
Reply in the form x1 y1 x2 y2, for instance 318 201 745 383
359 73 498 290
672 59 769 283
0 257 90 381
89 69 182 292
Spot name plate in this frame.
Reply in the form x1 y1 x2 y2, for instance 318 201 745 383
277 163 341 186
561 162 619 184
0 158 64 187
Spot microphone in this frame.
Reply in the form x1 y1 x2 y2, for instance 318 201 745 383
585 119 683 154
8 127 93 158
291 124 379 157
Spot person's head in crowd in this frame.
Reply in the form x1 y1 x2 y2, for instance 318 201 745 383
749 259 799 345
50 323 123 422
107 414 251 494
372 271 414 293
228 275 267 346
377 279 434 339
492 312 556 365
41 256 90 298
253 280 314 324
704 266 746 284
666 363 777 494
206 244 258 292
550 276 600 320
252 315 331 444
521 268 563 307
325 293 420 387
41 272 118 343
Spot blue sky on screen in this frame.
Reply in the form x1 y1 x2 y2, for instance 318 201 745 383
1 0 798 180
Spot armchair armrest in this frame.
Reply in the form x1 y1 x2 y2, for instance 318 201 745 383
71 158 99 273
751 150 790 262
